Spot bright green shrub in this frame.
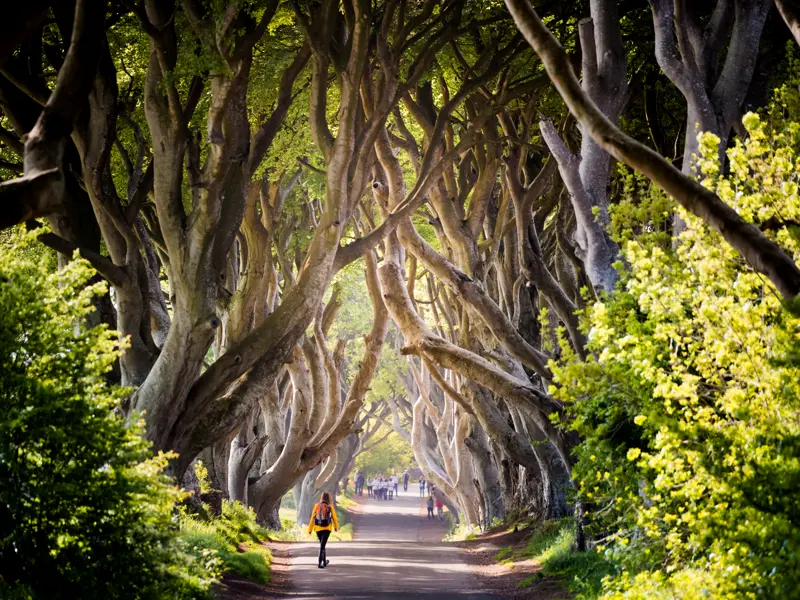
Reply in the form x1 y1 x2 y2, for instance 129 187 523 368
0 232 216 599
180 500 272 584
552 114 800 599
516 519 615 597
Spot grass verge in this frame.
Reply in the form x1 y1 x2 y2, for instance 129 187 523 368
180 501 272 585
444 519 482 541
495 546 514 564
508 519 615 599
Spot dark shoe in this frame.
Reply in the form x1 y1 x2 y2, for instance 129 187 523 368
325 559 330 567
318 563 324 569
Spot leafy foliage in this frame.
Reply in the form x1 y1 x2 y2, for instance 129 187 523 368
516 519 615 597
0 232 215 599
328 261 407 399
551 115 800 599
354 427 415 477
179 500 272 584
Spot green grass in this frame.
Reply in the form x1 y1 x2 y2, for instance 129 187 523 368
337 491 357 511
331 522 354 541
180 501 273 584
281 491 297 509
444 521 482 541
280 506 298 524
220 545 271 583
495 546 514 565
512 519 616 599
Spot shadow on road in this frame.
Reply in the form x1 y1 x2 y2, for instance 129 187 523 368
250 490 503 599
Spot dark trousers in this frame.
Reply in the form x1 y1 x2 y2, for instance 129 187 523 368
317 530 331 565
427 506 434 519
403 480 408 491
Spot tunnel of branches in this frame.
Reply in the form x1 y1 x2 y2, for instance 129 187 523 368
2 0 800 551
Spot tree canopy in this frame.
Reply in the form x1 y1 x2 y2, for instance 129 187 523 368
2 0 800 598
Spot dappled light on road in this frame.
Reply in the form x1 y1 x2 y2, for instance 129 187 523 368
276 490 499 599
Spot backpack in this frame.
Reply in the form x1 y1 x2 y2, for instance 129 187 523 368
314 502 332 527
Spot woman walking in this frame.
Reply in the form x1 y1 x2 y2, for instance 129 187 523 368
308 492 339 568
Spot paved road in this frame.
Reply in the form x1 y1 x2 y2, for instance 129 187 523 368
281 489 500 599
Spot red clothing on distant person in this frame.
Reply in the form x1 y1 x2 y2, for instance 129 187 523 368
435 499 443 509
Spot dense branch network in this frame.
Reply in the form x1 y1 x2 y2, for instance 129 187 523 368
1 0 798 533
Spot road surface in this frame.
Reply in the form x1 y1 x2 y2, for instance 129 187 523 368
278 488 500 599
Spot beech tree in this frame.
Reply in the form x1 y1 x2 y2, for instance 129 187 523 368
1 0 550 528
649 0 772 174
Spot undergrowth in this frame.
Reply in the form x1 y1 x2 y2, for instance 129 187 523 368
495 546 514 563
337 491 357 511
444 521 482 541
179 500 272 585
508 519 616 599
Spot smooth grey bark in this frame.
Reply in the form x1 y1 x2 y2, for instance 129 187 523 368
502 158 588 356
228 412 267 504
775 0 800 45
464 423 504 527
170 0 386 479
539 119 619 294
295 465 323 527
248 250 389 524
379 259 573 471
0 0 106 227
649 0 771 233
411 362 481 525
507 402 551 519
410 397 463 523
535 0 625 294
318 436 358 499
649 0 771 173
336 434 360 491
494 444 517 520
198 439 230 498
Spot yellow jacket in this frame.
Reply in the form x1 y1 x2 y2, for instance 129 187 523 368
308 502 339 534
